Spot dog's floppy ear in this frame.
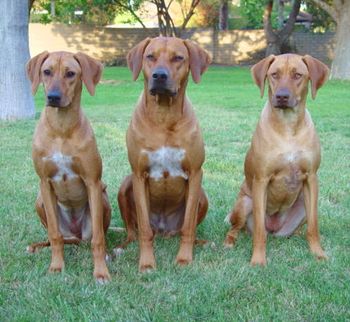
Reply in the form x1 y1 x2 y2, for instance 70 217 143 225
127 37 152 81
74 52 103 96
251 55 276 97
302 55 329 100
26 51 49 95
184 40 212 83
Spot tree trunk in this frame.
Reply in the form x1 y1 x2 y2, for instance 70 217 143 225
51 0 56 17
264 0 301 56
277 0 285 29
0 1 35 120
153 0 177 36
330 2 350 80
219 0 228 30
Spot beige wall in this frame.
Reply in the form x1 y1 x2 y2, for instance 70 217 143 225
29 24 335 65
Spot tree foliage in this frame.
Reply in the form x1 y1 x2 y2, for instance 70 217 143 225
193 0 220 28
31 0 143 25
240 0 266 29
305 0 335 31
240 0 335 31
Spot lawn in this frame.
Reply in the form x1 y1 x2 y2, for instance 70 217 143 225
0 66 349 321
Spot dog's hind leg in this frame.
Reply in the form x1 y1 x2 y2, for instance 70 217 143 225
194 188 209 245
114 176 137 251
224 182 253 247
28 193 80 253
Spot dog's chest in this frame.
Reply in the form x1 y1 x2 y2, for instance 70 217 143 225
271 150 309 193
142 146 188 181
280 149 311 169
43 152 78 182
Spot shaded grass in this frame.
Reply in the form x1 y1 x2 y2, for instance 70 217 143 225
0 66 349 321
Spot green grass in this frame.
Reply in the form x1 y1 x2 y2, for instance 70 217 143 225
1 66 350 321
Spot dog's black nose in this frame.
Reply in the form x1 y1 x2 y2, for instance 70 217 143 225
47 91 61 106
276 88 290 100
152 68 168 82
275 88 290 106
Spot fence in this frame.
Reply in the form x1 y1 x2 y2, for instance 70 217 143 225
29 24 335 65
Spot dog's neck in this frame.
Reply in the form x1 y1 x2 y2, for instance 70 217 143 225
267 96 307 136
143 83 187 128
45 91 82 137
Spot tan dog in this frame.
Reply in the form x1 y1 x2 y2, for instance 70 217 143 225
117 37 211 271
224 54 329 265
27 51 111 282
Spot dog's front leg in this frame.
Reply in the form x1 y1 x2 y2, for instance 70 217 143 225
132 173 156 272
86 180 111 282
176 169 202 266
40 179 64 273
303 174 327 260
250 177 268 266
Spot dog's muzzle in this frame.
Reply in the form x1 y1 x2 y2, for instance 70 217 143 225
149 67 176 96
273 88 296 109
47 90 63 108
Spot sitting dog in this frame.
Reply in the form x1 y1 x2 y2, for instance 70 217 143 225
27 51 111 281
117 37 211 271
224 54 329 265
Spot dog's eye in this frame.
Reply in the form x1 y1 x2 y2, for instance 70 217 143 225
271 72 278 79
43 69 51 76
294 73 302 80
146 54 155 61
173 55 184 62
66 71 76 78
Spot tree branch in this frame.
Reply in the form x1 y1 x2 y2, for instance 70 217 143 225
281 0 301 41
180 0 201 32
263 0 277 41
114 0 147 28
308 0 340 23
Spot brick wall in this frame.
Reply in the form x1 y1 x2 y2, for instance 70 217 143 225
29 24 335 65
292 32 335 65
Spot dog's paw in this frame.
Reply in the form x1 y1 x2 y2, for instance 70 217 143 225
176 257 192 266
310 246 328 261
94 268 111 283
223 234 236 248
48 262 64 273
139 262 156 273
176 250 193 266
139 250 156 272
250 253 267 267
26 245 36 254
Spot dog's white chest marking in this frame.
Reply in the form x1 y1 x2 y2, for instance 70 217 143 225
143 146 188 181
285 152 297 163
44 152 78 182
283 150 305 164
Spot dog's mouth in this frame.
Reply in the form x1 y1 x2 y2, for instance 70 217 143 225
273 101 298 110
47 101 61 108
149 86 177 97
274 104 291 110
46 99 70 109
272 97 298 110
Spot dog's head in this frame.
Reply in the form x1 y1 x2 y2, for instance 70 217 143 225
127 37 211 97
251 54 329 109
27 51 103 108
